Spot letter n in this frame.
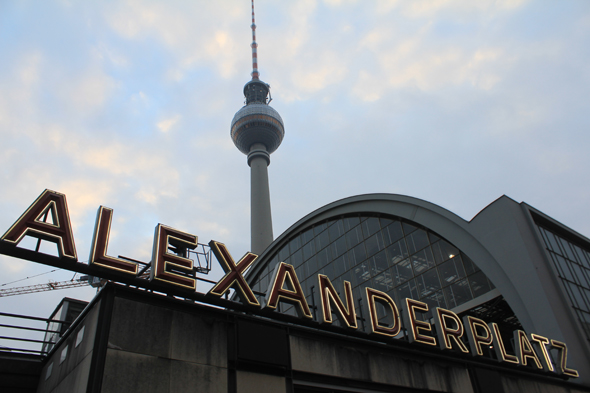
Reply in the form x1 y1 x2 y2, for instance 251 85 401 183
318 274 357 328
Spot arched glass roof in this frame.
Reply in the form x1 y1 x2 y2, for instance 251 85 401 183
250 213 496 326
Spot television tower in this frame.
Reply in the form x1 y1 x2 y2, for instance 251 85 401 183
231 0 285 255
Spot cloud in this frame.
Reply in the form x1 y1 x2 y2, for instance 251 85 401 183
92 43 130 68
0 258 30 274
18 52 43 88
57 70 117 113
293 52 348 93
323 0 359 6
353 30 508 99
377 0 529 18
103 0 245 79
0 51 44 110
56 179 115 229
157 114 181 133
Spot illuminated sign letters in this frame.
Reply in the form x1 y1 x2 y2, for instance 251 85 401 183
551 340 580 378
0 190 580 379
464 316 493 357
89 206 138 275
365 288 400 337
2 190 77 260
150 224 198 290
403 298 437 346
491 322 519 364
531 334 555 372
434 308 469 353
265 262 312 319
317 274 357 328
208 241 259 306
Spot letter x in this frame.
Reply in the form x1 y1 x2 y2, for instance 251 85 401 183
208 240 260 306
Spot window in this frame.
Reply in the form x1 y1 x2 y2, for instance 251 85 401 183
537 225 590 341
252 214 497 330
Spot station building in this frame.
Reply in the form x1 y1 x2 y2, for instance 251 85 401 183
10 192 589 393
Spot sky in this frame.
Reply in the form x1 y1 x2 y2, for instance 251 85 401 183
1 0 589 349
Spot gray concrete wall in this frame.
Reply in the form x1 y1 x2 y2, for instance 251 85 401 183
290 332 589 393
290 333 474 392
500 375 589 393
34 284 590 393
237 371 285 393
101 297 228 393
37 298 101 393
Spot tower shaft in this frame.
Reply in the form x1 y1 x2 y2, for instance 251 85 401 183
248 143 273 255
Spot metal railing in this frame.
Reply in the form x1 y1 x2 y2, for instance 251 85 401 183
0 311 66 356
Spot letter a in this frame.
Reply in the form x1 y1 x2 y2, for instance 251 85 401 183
1 189 77 260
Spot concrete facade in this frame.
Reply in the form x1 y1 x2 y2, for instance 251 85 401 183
38 298 102 393
34 284 589 393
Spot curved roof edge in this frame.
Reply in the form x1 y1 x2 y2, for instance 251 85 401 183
257 193 468 262
252 193 535 331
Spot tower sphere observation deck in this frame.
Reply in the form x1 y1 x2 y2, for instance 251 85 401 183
230 79 285 157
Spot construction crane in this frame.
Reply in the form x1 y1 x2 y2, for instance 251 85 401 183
0 245 214 298
0 277 91 297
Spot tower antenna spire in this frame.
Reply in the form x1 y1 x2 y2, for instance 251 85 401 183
250 0 259 79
